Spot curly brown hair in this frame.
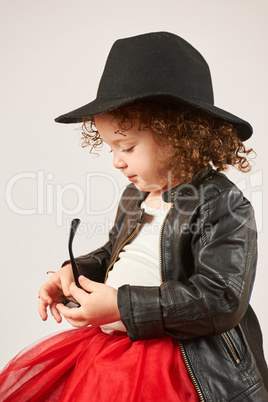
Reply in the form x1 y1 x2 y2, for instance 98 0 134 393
81 99 254 184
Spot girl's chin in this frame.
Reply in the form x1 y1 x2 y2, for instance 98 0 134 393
132 182 167 194
132 183 142 191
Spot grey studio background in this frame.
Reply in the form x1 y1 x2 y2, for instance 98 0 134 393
1 0 268 369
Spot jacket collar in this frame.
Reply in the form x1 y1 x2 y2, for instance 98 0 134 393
162 166 215 203
131 166 215 210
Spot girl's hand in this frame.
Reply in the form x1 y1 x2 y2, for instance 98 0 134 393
56 276 120 328
38 264 74 323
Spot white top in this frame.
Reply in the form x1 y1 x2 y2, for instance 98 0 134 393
100 201 169 334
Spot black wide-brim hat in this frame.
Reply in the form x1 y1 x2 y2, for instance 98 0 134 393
55 31 252 141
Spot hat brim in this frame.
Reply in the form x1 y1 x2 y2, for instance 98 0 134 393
54 94 252 141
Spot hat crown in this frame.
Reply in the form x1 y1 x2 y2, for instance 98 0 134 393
97 32 214 104
55 31 252 141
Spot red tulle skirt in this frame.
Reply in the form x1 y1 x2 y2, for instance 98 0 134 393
0 327 199 402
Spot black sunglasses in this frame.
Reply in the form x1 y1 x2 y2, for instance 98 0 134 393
62 218 81 308
68 218 81 288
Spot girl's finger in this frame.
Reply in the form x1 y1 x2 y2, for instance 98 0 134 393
78 276 104 292
68 282 89 304
38 288 52 305
61 264 74 297
39 281 57 305
56 303 83 320
49 302 62 323
38 299 48 321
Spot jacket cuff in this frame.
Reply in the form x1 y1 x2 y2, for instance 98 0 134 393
61 247 111 283
117 285 165 341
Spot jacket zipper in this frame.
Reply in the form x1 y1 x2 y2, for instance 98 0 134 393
106 203 205 399
158 205 173 283
158 204 205 401
104 223 141 283
222 332 240 364
178 341 205 402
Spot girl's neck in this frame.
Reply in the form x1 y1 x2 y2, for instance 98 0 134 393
144 178 181 210
144 191 172 210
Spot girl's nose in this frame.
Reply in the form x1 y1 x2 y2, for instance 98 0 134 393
113 152 127 169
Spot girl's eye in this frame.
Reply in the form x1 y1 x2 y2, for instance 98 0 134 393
122 146 134 153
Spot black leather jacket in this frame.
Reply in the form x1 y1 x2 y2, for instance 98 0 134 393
68 168 268 401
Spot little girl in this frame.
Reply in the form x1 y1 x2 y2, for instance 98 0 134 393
1 32 268 401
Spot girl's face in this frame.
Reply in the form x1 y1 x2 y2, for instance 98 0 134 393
94 114 175 196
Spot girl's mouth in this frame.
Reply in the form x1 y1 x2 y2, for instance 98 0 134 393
127 175 137 181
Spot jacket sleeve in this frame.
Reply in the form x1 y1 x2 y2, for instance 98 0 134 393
61 241 112 283
61 218 118 283
117 188 258 341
